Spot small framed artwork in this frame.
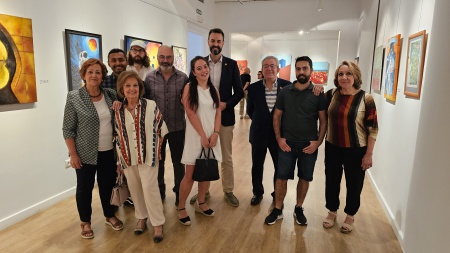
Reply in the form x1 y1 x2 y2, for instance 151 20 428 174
124 35 162 69
384 34 402 102
65 29 102 91
172 45 187 74
371 45 385 92
404 30 427 98
311 62 329 85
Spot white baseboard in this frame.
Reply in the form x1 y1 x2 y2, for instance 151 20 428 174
0 187 76 231
367 171 405 251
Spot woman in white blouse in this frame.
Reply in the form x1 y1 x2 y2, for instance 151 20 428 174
114 71 168 243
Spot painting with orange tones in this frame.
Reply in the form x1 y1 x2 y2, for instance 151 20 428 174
124 35 162 70
65 29 102 91
0 14 37 104
237 60 248 75
311 62 329 85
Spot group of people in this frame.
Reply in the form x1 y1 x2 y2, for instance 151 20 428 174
62 26 378 245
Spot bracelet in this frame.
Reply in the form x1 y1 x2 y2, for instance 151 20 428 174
214 130 219 134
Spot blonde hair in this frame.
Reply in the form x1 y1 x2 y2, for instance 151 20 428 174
333 60 362 89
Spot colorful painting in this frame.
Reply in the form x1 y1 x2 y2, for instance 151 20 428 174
384 34 402 102
404 30 427 99
262 54 291 81
311 62 329 85
65 29 102 91
0 14 36 104
124 35 162 69
371 45 385 92
172 46 187 74
237 60 248 75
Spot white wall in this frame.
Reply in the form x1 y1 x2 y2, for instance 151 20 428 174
0 0 214 230
357 0 436 250
214 0 361 66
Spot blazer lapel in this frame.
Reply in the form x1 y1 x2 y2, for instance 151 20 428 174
79 87 97 116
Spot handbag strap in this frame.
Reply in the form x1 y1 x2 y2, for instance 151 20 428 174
198 148 207 159
207 148 216 159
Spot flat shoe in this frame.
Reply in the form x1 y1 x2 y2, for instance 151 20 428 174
134 219 147 235
177 208 191 226
105 217 124 231
80 222 94 239
195 202 215 216
340 215 354 233
323 211 337 228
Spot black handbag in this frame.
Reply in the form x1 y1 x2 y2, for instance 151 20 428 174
192 148 220 182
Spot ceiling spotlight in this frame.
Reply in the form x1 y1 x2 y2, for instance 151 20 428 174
299 30 304 35
318 0 323 11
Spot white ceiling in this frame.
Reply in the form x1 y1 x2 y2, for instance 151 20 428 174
231 30 340 42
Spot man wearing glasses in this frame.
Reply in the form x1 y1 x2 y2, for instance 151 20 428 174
246 56 291 206
127 40 154 80
144 45 189 206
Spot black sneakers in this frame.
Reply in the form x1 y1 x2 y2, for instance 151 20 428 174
264 208 283 225
294 206 307 226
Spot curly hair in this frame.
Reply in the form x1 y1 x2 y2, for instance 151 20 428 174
79 58 108 83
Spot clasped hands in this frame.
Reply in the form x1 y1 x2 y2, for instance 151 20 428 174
201 133 219 148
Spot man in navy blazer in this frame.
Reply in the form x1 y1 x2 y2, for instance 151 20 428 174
190 28 244 207
247 56 291 206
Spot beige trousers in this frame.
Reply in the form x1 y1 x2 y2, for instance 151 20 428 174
219 124 235 193
123 164 165 226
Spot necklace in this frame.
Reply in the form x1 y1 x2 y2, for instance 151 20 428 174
89 91 102 98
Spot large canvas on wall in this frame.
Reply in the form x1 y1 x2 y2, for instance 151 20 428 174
311 62 329 85
384 34 402 102
65 29 102 91
0 14 37 104
124 35 162 69
172 46 187 74
237 60 248 75
371 45 385 92
262 54 291 81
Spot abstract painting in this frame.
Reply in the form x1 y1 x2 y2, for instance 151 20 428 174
0 14 36 104
65 29 102 91
404 30 427 99
371 45 385 92
124 35 162 69
236 60 248 75
262 54 291 81
384 34 402 102
311 62 329 85
172 46 187 74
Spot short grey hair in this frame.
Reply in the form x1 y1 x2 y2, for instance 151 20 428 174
261 56 279 67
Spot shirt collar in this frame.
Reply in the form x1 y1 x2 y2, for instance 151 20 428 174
208 55 223 64
263 78 278 89
289 81 313 90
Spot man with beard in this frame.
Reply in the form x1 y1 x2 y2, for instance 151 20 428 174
144 45 189 206
189 28 244 207
265 56 327 226
103 48 127 89
127 40 154 80
246 56 290 206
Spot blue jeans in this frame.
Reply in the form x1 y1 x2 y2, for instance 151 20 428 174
277 139 318 181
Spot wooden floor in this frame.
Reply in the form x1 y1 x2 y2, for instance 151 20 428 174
0 116 402 253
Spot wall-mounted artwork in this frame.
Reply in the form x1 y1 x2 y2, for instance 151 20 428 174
65 29 102 91
384 34 402 102
172 46 187 74
371 45 385 92
236 60 248 75
124 35 162 69
0 14 37 105
404 30 427 99
311 62 329 85
262 54 291 81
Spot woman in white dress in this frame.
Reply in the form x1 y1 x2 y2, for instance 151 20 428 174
177 56 222 225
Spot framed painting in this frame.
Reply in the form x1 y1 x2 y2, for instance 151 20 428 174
124 35 162 69
65 29 102 91
404 30 427 99
384 34 402 102
0 14 37 104
172 45 187 74
371 45 385 92
236 60 248 75
311 62 329 85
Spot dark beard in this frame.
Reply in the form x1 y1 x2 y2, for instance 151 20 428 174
210 46 222 55
297 74 310 84
133 56 144 65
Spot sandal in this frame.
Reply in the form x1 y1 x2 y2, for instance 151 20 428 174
134 218 147 235
80 222 94 239
340 215 354 234
195 202 215 216
105 216 124 231
177 208 191 226
323 211 337 228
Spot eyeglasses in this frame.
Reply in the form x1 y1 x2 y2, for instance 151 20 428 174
130 48 145 53
263 64 277 69
158 55 173 60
